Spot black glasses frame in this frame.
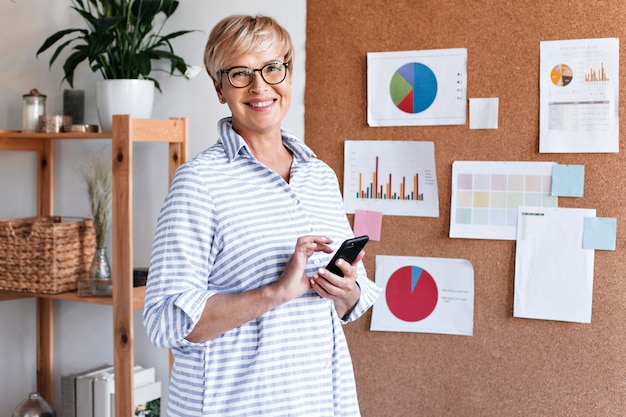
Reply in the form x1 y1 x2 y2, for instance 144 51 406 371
220 62 289 88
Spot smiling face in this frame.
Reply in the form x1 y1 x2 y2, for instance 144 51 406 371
215 51 292 139
204 15 295 141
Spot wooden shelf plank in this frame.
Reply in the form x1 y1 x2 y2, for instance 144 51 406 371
0 287 146 310
0 130 110 140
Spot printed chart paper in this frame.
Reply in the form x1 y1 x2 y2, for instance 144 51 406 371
514 207 596 323
344 140 439 217
367 48 467 127
450 161 558 240
371 255 474 336
539 38 619 153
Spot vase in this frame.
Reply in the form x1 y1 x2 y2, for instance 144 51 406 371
95 79 154 132
89 246 112 295
11 392 56 417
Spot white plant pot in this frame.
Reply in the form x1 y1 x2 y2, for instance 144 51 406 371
95 79 155 132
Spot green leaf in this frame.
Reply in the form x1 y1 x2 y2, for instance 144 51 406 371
36 29 85 56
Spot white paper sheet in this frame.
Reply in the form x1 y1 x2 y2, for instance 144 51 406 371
343 140 439 217
539 38 619 153
367 48 467 127
513 206 596 323
371 255 474 336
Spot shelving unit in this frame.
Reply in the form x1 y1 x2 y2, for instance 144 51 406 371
0 115 187 416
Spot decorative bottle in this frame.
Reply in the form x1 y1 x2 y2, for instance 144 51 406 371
90 246 113 295
11 392 56 417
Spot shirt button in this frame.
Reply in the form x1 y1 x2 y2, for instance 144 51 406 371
314 259 320 265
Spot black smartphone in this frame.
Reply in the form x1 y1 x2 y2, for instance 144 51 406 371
325 235 369 277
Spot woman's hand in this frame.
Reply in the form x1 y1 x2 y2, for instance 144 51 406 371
187 235 333 342
273 235 334 303
311 250 364 319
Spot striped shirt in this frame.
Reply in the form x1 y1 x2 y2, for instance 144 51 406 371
143 118 381 416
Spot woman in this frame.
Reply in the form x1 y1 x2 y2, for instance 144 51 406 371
143 14 381 416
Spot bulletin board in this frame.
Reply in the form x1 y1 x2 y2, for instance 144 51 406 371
304 1 626 416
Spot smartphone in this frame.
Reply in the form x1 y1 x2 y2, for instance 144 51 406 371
325 235 369 277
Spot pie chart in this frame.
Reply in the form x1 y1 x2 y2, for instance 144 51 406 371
389 62 438 114
385 265 438 322
550 63 573 87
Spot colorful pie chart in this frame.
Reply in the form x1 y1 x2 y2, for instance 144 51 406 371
550 63 573 87
389 62 438 114
385 265 438 322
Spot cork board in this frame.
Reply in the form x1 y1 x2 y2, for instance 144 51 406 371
304 1 626 416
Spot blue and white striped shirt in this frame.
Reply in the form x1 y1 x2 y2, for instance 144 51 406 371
143 118 381 416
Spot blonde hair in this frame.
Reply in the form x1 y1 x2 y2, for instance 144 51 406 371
204 14 294 86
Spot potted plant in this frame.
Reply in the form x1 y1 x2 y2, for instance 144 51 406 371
36 0 197 131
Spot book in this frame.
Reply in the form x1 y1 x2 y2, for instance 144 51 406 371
61 364 112 417
111 381 162 417
93 366 155 417
74 365 115 417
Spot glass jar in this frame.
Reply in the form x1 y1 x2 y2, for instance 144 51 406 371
22 89 47 132
11 392 56 417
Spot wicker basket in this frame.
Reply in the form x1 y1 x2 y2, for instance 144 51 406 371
0 216 96 294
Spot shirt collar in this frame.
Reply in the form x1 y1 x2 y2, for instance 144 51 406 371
217 117 316 163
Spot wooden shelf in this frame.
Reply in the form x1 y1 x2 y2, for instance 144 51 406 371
0 116 187 416
0 130 111 139
0 286 146 310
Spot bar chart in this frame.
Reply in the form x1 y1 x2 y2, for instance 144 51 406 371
356 156 423 201
343 140 439 217
584 62 608 82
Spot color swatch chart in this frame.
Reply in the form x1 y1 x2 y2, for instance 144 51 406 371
344 140 439 217
449 161 558 240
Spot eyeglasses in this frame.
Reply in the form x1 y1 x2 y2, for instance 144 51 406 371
220 62 289 88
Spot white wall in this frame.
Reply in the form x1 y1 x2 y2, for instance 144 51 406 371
0 1 306 414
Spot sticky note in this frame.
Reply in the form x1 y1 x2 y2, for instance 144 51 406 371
353 209 383 241
469 98 498 129
552 164 584 197
583 217 617 250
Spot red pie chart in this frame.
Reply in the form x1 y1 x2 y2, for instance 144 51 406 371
385 265 438 321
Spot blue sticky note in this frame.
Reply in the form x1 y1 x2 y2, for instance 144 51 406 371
583 217 617 251
552 164 584 197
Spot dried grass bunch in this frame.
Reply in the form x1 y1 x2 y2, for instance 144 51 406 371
82 150 112 248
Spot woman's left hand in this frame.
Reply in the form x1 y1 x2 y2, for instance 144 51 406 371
311 250 363 319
